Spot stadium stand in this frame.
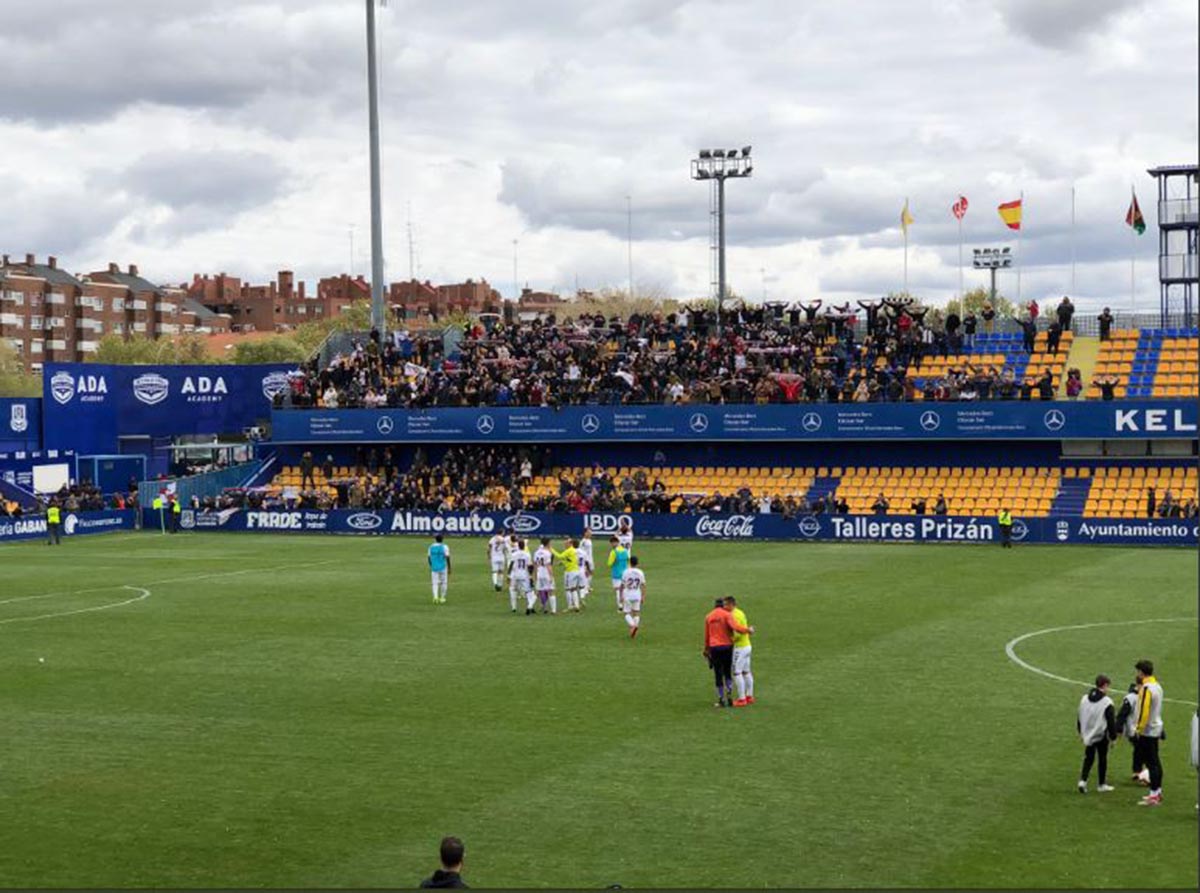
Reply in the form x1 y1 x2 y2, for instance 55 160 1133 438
1089 327 1199 399
907 330 1073 399
285 460 1191 519
1081 465 1199 518
288 306 1186 410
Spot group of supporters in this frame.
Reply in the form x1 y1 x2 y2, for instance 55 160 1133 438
1074 660 1193 808
280 295 1114 411
281 446 539 513
277 447 850 518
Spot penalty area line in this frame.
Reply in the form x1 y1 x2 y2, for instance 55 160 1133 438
1004 617 1198 707
0 586 151 627
0 559 339 615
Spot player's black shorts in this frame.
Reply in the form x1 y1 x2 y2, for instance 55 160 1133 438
709 646 733 684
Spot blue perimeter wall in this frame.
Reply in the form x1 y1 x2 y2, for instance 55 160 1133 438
172 507 1198 547
270 401 1199 444
0 397 41 453
0 510 135 544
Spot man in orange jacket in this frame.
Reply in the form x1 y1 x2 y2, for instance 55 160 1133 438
703 597 754 708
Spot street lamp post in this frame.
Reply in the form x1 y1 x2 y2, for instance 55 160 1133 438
512 238 519 301
972 247 1014 306
691 146 753 335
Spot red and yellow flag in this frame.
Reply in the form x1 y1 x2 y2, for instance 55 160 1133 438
997 199 1022 230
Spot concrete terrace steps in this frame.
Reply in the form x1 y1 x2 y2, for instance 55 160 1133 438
805 475 841 506
1049 477 1092 517
1059 335 1098 397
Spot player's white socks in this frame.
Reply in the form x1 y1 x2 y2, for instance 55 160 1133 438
624 614 637 629
745 673 754 697
439 582 449 601
431 583 439 601
548 595 557 614
735 674 746 700
526 592 537 611
509 590 518 611
492 571 502 587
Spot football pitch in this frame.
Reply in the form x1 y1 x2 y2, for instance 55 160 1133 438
1 532 1196 889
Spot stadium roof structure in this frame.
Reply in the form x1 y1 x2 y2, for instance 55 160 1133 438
1147 163 1199 176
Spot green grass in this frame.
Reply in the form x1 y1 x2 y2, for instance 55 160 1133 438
0 533 1195 889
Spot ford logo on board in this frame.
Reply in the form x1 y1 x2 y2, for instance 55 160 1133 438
504 514 543 534
346 512 383 531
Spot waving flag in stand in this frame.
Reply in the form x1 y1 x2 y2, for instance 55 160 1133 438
952 196 969 301
1125 192 1146 234
998 199 1023 230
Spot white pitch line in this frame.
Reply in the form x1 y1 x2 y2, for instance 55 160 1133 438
139 558 338 588
0 559 338 608
0 586 150 626
1004 617 1199 707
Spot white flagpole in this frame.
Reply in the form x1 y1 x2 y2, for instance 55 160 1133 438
1016 190 1023 305
1070 184 1076 295
957 208 963 306
903 197 909 294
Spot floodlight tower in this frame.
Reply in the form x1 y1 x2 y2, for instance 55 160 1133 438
692 146 753 335
364 0 386 334
972 247 1014 305
1147 165 1198 325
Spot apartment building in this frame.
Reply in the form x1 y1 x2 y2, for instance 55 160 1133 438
389 277 502 321
0 254 225 367
191 270 357 332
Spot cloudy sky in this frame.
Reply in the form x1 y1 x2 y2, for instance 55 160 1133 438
1 0 1195 310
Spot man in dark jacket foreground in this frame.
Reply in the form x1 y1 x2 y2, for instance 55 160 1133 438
421 837 467 888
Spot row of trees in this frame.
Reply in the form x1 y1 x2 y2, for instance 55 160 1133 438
86 301 376 367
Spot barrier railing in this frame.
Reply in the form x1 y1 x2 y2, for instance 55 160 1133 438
137 459 265 509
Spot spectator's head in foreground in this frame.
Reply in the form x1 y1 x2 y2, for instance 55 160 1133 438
439 836 464 871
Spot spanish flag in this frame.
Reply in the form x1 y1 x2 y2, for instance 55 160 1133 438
900 199 914 235
998 199 1022 230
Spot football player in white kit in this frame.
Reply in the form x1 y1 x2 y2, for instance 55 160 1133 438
619 555 645 639
577 528 595 603
533 537 558 615
487 532 508 591
508 539 534 614
617 518 634 553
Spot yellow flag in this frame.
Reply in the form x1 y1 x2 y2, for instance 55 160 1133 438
901 199 914 235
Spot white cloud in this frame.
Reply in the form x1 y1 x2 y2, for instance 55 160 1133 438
0 0 1193 312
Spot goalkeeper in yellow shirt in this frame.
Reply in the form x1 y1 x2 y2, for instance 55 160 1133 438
552 538 585 613
724 596 756 706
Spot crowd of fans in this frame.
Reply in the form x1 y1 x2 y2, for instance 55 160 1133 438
278 296 1100 410
250 448 876 516
261 446 546 513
